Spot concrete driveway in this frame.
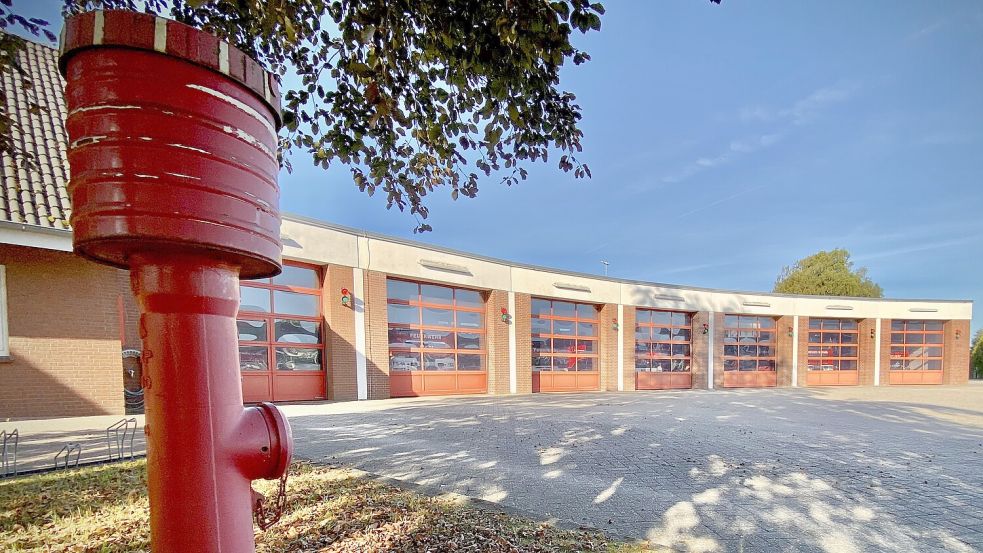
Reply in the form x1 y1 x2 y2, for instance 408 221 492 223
284 386 983 552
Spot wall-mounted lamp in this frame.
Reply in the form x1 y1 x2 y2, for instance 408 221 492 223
787 326 794 338
870 328 876 339
702 323 709 335
955 329 962 340
612 318 620 331
341 288 352 307
500 307 512 324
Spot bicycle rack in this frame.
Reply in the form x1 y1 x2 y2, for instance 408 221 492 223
55 443 82 469
1 429 17 477
107 418 138 461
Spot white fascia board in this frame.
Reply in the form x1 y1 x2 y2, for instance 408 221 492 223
0 224 72 252
277 215 972 319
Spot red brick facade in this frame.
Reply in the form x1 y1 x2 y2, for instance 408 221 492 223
363 270 391 400
599 303 619 391
858 318 878 386
0 243 974 417
513 293 533 395
691 311 710 389
775 315 795 387
944 319 970 385
621 306 637 392
0 245 126 418
485 289 511 395
325 265 358 401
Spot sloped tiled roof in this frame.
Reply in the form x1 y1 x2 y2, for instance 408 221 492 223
0 36 71 229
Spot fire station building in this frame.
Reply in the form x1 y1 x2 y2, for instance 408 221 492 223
0 39 974 419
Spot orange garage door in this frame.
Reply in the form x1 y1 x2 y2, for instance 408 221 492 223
889 320 944 385
386 279 487 397
722 315 778 388
531 298 600 392
635 309 693 390
806 318 860 386
238 263 327 403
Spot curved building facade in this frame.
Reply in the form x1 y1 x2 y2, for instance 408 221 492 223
0 38 973 418
229 213 972 403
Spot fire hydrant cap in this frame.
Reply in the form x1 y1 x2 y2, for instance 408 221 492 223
257 402 293 479
59 9 281 128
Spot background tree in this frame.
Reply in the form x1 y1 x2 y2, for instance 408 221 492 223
5 1 722 231
971 328 983 380
773 249 883 298
27 0 613 231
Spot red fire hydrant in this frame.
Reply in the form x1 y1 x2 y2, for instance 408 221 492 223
59 11 292 552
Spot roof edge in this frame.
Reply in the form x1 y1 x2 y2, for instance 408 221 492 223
280 213 974 305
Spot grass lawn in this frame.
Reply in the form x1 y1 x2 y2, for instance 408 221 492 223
0 460 646 552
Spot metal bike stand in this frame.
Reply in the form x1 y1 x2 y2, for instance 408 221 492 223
1 429 17 477
55 443 82 469
107 418 139 461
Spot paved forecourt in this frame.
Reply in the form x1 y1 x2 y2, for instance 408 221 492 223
285 386 983 553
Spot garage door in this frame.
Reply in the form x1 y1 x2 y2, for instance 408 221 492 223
238 263 327 403
531 298 600 393
635 309 693 390
722 315 777 388
806 318 859 386
387 279 487 397
889 320 944 385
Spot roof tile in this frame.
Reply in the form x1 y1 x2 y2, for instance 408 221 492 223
0 36 71 229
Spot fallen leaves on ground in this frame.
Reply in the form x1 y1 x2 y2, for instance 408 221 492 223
0 461 647 552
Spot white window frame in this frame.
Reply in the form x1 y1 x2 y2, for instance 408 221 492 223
0 265 8 358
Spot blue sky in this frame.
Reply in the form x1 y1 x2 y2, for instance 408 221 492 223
19 1 983 332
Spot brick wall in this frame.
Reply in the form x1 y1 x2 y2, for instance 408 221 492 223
858 318 877 386
691 311 710 389
712 313 725 389
879 318 893 386
485 289 511 395
944 319 970 385
363 270 391 399
621 306 636 392
776 315 794 387
599 303 618 391
325 265 357 401
795 317 809 387
514 293 532 394
0 244 125 418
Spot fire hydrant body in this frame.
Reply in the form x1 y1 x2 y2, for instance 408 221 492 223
59 11 292 552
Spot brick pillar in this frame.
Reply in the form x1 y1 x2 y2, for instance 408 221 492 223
691 311 710 389
776 315 794 387
944 320 970 385
622 306 637 392
796 317 810 387
880 318 893 386
325 265 357 401
514 293 532 394
485 289 511 395
857 318 877 386
599 303 619 391
363 270 391 399
713 312 725 389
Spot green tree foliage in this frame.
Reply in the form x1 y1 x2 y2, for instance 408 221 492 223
5 0 721 231
57 0 617 231
971 329 983 379
773 249 883 298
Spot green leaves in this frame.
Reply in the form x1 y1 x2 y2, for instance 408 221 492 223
773 249 884 298
59 0 607 232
